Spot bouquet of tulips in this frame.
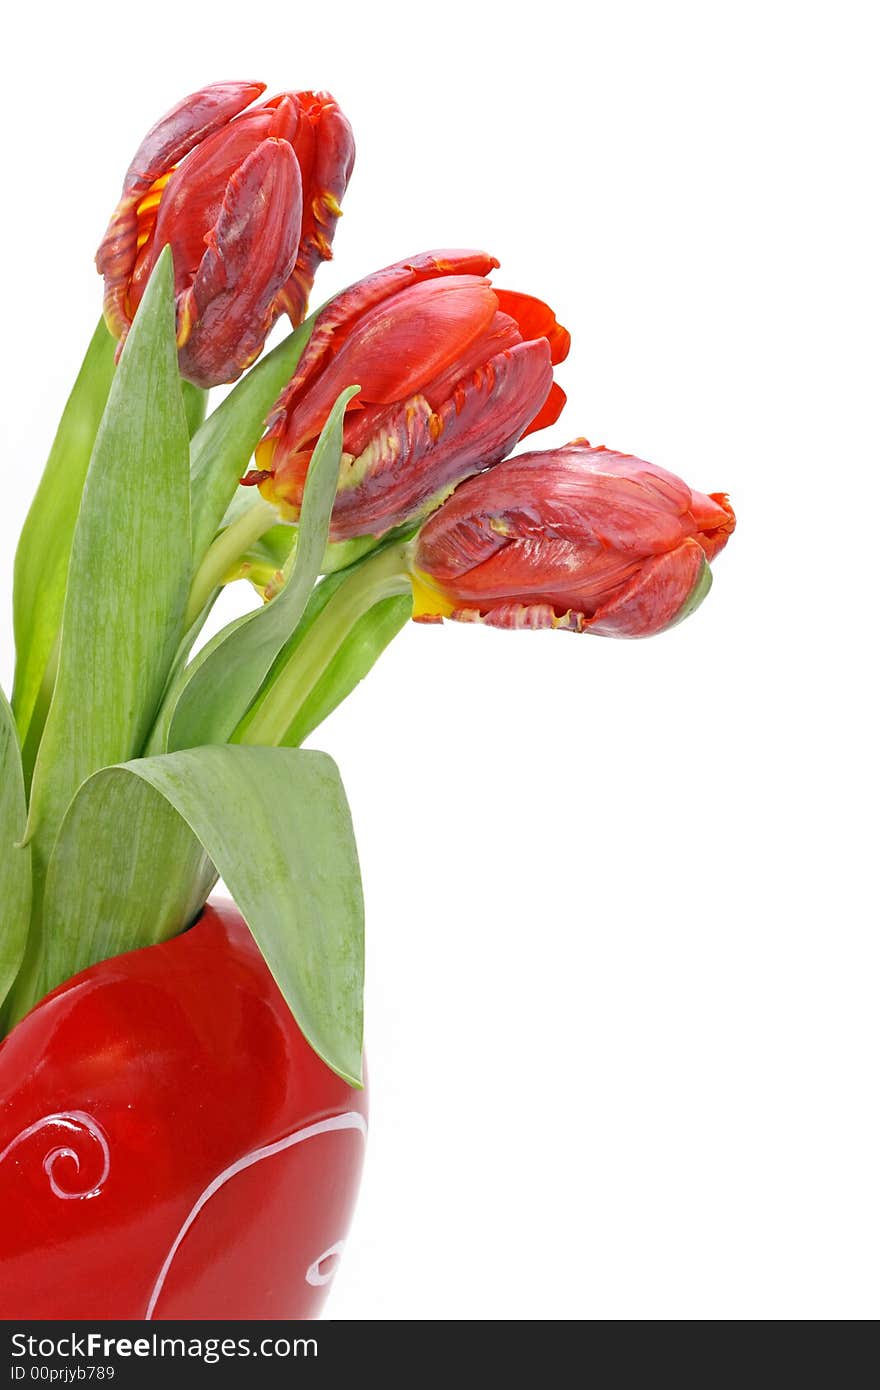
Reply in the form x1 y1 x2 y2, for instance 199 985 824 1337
0 80 734 1318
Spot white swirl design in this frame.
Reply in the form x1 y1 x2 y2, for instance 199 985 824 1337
0 1110 111 1200
145 1110 367 1319
306 1240 346 1287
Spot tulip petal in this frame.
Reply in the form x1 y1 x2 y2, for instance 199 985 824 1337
440 535 643 608
122 82 266 199
327 339 554 540
419 446 717 565
337 307 527 460
178 139 302 388
265 93 301 144
697 492 737 559
96 82 265 339
439 602 588 631
278 92 356 325
137 109 275 306
431 541 710 638
586 539 711 637
281 276 500 450
494 289 571 365
266 250 500 436
522 380 567 438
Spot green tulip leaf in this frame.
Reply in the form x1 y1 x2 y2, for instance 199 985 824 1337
12 319 117 751
189 315 314 562
42 745 363 1085
0 690 32 1014
26 248 192 873
160 386 358 753
40 772 211 998
181 380 209 438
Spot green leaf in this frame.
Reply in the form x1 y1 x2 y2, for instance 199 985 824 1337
12 319 117 746
43 746 364 1084
163 386 357 752
144 599 221 755
189 316 314 562
41 771 211 992
0 690 32 1013
26 248 191 870
181 380 209 438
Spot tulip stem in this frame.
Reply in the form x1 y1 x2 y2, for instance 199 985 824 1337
184 498 280 627
237 542 413 747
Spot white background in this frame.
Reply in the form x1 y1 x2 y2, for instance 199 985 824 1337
1 1 876 1320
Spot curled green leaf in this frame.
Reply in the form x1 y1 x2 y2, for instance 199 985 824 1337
42 745 363 1085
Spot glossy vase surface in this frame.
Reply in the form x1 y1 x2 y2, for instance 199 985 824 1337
0 899 367 1320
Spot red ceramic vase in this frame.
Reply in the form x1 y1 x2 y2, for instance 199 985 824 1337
0 900 367 1320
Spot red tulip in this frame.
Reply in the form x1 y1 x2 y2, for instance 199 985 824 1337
246 250 570 540
96 82 355 387
410 443 735 637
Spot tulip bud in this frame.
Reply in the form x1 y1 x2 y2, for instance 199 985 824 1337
410 443 735 637
246 250 569 540
96 82 355 387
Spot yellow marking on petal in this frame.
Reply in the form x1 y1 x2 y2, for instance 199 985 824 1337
263 569 287 602
320 192 343 218
135 171 173 218
428 412 444 442
176 289 197 348
489 516 513 536
252 474 300 524
135 171 174 246
272 496 301 523
254 436 277 474
410 570 455 620
336 451 361 492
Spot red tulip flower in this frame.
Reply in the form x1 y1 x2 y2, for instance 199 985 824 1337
247 250 570 540
410 443 735 637
96 82 355 387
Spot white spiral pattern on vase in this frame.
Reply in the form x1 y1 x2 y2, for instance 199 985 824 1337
144 1110 367 1319
0 1110 111 1200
